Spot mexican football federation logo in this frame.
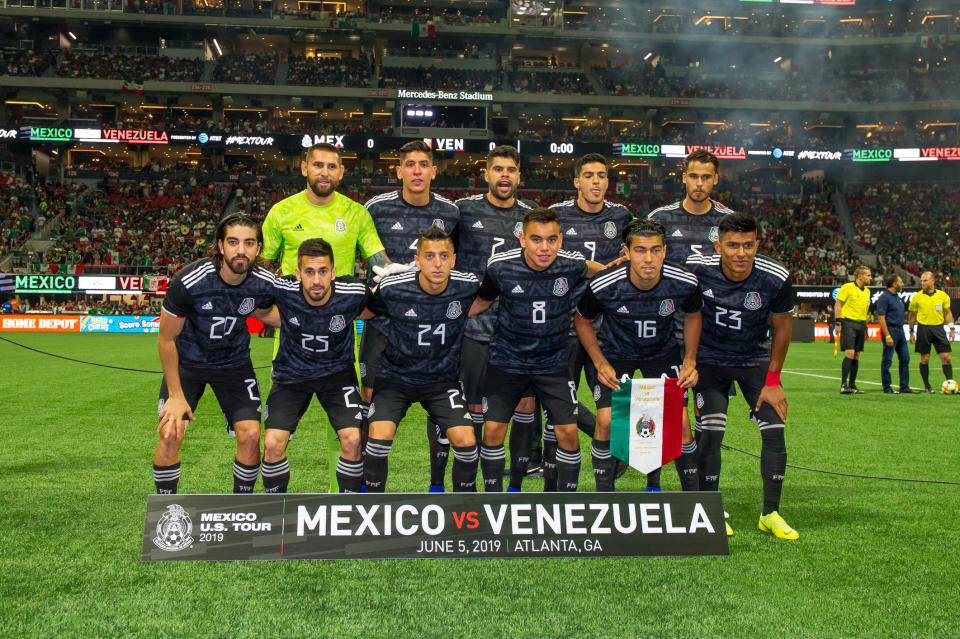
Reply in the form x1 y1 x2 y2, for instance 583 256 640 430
708 226 719 243
744 291 762 310
553 277 569 296
335 218 347 233
603 221 617 239
594 385 602 401
238 297 256 314
636 414 656 439
446 301 462 319
513 222 523 238
358 363 367 380
329 314 346 332
432 218 445 231
658 298 676 316
153 504 194 552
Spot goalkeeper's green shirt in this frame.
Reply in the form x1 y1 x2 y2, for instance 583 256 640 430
260 190 384 276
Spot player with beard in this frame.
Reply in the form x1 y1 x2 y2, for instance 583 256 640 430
153 214 277 494
361 141 460 492
455 146 540 491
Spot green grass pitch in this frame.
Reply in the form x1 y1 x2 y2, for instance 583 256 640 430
1 333 958 638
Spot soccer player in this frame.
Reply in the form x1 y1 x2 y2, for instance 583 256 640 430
362 227 481 493
470 207 601 492
575 218 701 492
908 271 954 393
153 214 277 495
361 140 460 492
455 145 537 491
546 153 633 490
686 212 798 540
877 273 916 394
835 265 872 394
260 238 372 493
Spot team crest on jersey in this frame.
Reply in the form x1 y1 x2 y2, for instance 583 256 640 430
603 221 617 239
238 297 255 314
636 414 656 439
329 314 346 332
432 218 445 231
553 277 569 296
335 218 347 233
513 222 523 238
153 504 193 552
446 301 462 319
659 299 676 316
744 292 762 310
709 226 719 242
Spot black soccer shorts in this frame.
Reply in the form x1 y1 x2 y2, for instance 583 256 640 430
693 363 783 428
158 361 262 433
264 368 362 435
358 320 388 389
483 365 578 426
915 324 951 355
369 380 472 433
839 319 867 352
460 336 490 406
585 347 683 410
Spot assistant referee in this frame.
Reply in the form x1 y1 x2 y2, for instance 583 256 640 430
908 271 954 393
835 265 872 394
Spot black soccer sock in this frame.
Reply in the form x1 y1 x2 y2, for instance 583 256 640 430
360 401 371 454
943 364 953 381
261 457 290 494
555 445 581 492
646 467 662 490
675 441 699 492
336 457 364 493
841 357 852 386
849 358 859 387
697 414 726 491
452 445 479 492
470 411 485 443
577 403 596 438
542 425 558 492
153 462 180 494
479 444 505 492
428 419 450 488
509 411 533 490
363 438 392 493
591 439 615 492
528 404 543 465
233 458 260 494
760 427 787 515
920 363 931 388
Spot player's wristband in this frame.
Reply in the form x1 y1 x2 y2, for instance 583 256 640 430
765 371 781 387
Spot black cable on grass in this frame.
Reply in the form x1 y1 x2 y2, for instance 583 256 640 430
722 444 960 486
0 335 271 373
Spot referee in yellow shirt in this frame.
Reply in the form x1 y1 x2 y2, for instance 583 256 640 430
835 265 872 393
908 271 954 393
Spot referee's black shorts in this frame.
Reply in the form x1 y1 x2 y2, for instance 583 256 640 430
839 318 866 352
915 324 951 355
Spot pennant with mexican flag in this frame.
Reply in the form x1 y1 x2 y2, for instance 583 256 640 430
610 378 683 474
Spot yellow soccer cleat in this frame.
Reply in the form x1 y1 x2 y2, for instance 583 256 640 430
724 511 733 537
758 511 799 540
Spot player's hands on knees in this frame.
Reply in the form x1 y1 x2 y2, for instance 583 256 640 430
597 360 620 390
158 396 194 437
757 385 787 422
677 361 698 389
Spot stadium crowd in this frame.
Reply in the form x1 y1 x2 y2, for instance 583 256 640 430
56 51 204 82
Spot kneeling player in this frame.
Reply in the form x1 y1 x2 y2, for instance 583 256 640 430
261 238 371 493
575 218 701 491
686 212 798 539
363 227 481 492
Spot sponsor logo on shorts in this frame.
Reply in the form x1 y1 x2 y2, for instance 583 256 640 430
553 277 569 296
446 301 462 319
238 297 256 314
744 292 762 310
603 221 617 239
153 504 194 552
329 314 346 332
659 299 676 316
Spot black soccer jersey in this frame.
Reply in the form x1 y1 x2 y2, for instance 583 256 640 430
477 248 588 375
549 199 633 265
577 262 701 360
162 258 276 368
456 193 535 342
366 269 480 385
271 276 370 384
364 190 460 265
648 200 733 264
685 253 794 367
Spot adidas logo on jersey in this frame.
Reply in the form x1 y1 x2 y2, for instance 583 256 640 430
511 284 524 294
703 288 714 298
391 221 404 231
404 308 418 318
565 228 577 236
671 229 683 237
294 224 305 231
201 301 213 310
289 317 300 326
617 305 629 313
472 220 484 229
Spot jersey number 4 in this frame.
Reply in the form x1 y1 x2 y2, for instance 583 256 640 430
418 324 446 345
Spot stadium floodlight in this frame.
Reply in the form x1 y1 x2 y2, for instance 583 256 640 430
68 32 77 40
644 52 653 61
212 38 223 56
774 56 783 63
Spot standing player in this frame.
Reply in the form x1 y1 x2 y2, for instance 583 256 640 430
546 153 633 490
361 140 461 492
908 271 954 393
153 214 277 494
575 218 701 491
834 265 872 394
877 273 915 394
261 238 371 493
362 227 480 493
686 212 798 539
455 145 537 491
470 208 599 492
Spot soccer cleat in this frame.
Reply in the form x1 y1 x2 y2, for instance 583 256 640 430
900 388 920 394
758 511 799 540
428 484 445 493
849 386 865 394
725 511 733 537
883 388 899 394
644 486 662 493
839 385 854 394
525 464 544 477
925 387 937 394
614 459 628 479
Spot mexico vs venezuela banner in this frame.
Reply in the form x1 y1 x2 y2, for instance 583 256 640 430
610 378 683 473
